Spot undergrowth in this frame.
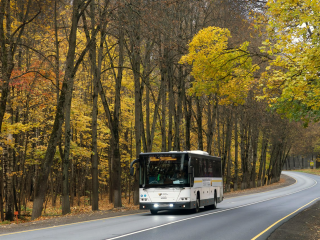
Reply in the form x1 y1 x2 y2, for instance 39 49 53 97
295 168 320 176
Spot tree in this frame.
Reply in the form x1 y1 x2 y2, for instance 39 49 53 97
260 0 320 124
180 26 257 106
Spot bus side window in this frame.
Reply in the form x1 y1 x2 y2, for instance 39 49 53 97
207 160 213 177
213 161 220 177
199 158 204 177
203 159 207 177
214 161 221 177
193 157 199 177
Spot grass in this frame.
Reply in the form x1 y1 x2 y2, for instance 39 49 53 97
294 168 320 176
0 220 11 225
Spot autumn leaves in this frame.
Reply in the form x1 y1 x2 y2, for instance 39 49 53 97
180 26 257 106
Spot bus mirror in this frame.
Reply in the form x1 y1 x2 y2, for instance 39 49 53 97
130 167 134 176
130 158 139 176
188 166 194 174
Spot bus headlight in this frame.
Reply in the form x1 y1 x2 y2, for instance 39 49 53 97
169 204 173 207
154 204 159 208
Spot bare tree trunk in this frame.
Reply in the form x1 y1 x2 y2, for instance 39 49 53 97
224 111 232 192
249 127 259 188
3 136 14 221
111 22 124 208
196 97 203 150
144 40 152 152
240 111 249 189
160 39 167 152
257 131 268 187
174 64 183 151
184 93 192 150
54 0 60 106
167 57 174 151
0 157 3 221
217 105 221 156
88 0 99 211
133 41 141 205
234 111 239 191
61 91 72 215
108 147 113 203
206 96 216 155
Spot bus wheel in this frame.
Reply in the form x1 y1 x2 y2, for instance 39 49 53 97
212 193 217 209
206 193 217 210
195 197 200 213
150 210 158 215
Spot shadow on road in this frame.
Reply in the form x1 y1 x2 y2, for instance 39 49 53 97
142 208 218 216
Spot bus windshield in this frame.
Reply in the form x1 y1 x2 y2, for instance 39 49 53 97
140 154 189 188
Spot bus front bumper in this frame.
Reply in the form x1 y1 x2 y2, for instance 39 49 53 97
140 202 194 210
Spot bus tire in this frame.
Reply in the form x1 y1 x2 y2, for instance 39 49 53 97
206 192 217 210
150 210 158 215
194 196 200 213
212 192 217 209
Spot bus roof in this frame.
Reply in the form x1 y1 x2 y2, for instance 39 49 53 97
139 151 221 160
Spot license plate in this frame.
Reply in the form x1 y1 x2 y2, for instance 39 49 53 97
158 204 170 207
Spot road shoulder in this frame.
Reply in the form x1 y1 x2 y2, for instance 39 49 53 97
268 199 320 239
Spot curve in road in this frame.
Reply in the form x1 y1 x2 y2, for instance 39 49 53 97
1 171 319 240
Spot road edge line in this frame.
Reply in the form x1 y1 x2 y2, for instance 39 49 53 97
251 197 320 240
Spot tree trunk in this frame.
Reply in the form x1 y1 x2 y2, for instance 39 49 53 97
257 131 268 187
174 64 183 151
224 111 232 192
249 122 259 188
61 92 72 215
206 96 217 155
240 112 249 189
160 39 167 152
196 97 203 150
184 93 192 151
111 21 124 208
167 56 174 151
233 110 239 190
3 137 14 221
87 0 100 211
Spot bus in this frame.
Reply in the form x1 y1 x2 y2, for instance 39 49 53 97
130 150 223 214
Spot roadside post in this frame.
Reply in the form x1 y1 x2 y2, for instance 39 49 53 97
14 211 18 224
310 161 314 169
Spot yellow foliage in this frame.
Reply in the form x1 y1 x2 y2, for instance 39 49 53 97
258 0 320 122
180 26 257 105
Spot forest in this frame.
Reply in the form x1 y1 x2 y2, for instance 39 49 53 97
1 0 320 221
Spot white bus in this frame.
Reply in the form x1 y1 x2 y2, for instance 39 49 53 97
130 150 223 214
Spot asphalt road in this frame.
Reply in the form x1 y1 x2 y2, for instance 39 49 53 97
1 171 319 240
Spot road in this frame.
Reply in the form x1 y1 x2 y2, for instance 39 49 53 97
1 171 319 240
